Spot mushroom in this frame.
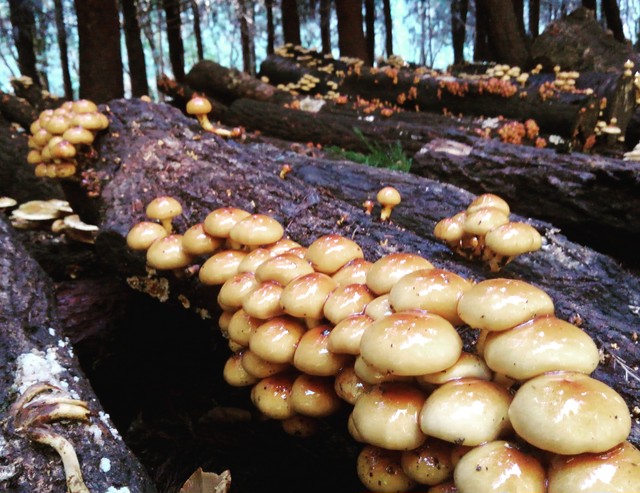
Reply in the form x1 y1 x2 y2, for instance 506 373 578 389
305 234 364 274
203 207 251 242
146 234 193 271
186 96 215 132
366 253 434 295
223 351 259 387
229 214 285 249
327 314 373 355
334 364 372 404
279 272 337 321
331 258 372 285
250 373 297 419
199 250 247 285
322 283 375 324
293 325 351 376
376 186 401 221
290 374 342 417
254 252 314 286
181 222 223 256
466 193 510 215
249 316 306 364
364 294 393 320
483 221 542 271
217 272 260 312
242 281 285 319
356 445 417 493
146 196 183 234
400 439 454 486
415 351 492 386
241 350 289 379
126 221 168 251
226 308 261 347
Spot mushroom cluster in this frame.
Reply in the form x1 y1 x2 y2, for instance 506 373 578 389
434 193 542 271
127 197 638 493
27 99 109 179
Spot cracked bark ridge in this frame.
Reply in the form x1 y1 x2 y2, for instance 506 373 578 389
0 216 156 493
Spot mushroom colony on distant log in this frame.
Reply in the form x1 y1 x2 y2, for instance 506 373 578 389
126 195 639 493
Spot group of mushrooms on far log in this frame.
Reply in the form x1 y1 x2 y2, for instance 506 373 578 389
125 194 639 493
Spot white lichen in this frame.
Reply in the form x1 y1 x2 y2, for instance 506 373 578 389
104 487 131 493
99 457 112 473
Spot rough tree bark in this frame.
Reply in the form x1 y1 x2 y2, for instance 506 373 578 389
382 0 393 56
365 0 375 64
163 0 185 82
335 0 369 64
602 0 626 42
238 0 256 76
8 0 39 83
528 0 540 38
121 0 150 97
53 0 73 100
282 0 302 45
480 0 531 67
451 0 469 65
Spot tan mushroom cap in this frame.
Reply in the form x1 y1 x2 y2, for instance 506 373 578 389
416 351 492 386
377 186 402 207
305 234 364 274
454 441 546 493
331 258 372 285
419 378 513 446
484 221 542 256
434 212 466 244
250 373 296 419
145 196 183 224
279 272 337 319
400 439 454 486
364 294 393 320
323 283 375 324
237 247 273 273
0 197 17 209
466 193 510 215
11 200 61 221
198 250 247 285
457 278 555 331
72 99 99 114
226 309 261 347
186 96 212 115
462 206 510 235
548 441 640 493
280 415 320 438
126 221 168 251
351 382 427 450
241 349 289 379
229 214 284 247
334 364 372 404
181 222 223 256
242 281 285 319
217 272 260 312
62 126 95 145
254 253 314 285
327 314 373 355
354 355 413 385
146 234 192 270
203 207 251 238
483 315 600 380
366 253 434 295
290 374 342 417
426 480 458 493
509 371 632 454
264 238 302 256
293 325 351 376
223 351 259 387
249 316 306 364
389 268 472 325
360 312 462 376
357 445 417 493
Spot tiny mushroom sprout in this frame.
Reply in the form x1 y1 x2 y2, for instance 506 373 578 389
146 196 183 234
376 186 401 221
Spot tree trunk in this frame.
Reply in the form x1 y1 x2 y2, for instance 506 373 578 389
382 0 393 56
451 0 469 64
266 0 275 55
8 0 39 83
528 0 540 38
582 0 597 11
74 0 124 103
481 0 530 66
121 0 150 97
238 0 256 76
191 0 204 60
282 0 302 45
163 0 185 82
53 0 73 100
513 0 526 38
364 0 375 64
336 0 369 64
474 0 493 61
601 0 626 42
320 0 332 54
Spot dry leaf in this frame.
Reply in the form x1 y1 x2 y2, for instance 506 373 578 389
179 467 232 493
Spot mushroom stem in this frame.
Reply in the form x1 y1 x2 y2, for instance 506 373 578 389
196 114 215 133
160 218 173 234
29 426 91 493
380 205 393 221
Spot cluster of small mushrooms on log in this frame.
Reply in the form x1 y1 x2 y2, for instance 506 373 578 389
126 195 639 493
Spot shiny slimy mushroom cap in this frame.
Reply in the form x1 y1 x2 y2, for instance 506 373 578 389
217 272 260 312
323 283 375 324
293 325 351 376
416 351 492 386
359 312 462 376
254 253 314 285
229 214 284 247
462 206 509 235
484 221 542 256
457 278 554 331
327 314 373 355
181 222 223 256
483 315 600 380
242 281 285 319
203 207 251 238
334 364 372 404
250 373 296 419
366 253 434 295
357 446 416 493
279 272 337 320
126 221 168 251
146 234 192 270
400 439 454 486
509 371 632 454
145 196 183 233
364 294 393 320
305 234 364 274
223 351 259 387
198 250 247 285
419 378 513 446
331 258 372 285
290 374 342 417
466 193 510 215
433 212 466 244
249 316 306 364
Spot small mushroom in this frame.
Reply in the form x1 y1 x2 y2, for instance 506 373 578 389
127 221 168 251
290 374 342 417
366 253 434 295
146 234 192 271
482 221 542 271
376 186 401 221
305 234 364 274
293 325 351 376
186 96 215 132
146 196 183 234
356 446 417 493
400 439 454 486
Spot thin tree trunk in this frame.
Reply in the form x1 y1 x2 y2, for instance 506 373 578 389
8 0 39 82
336 0 369 63
320 0 331 54
529 0 540 38
451 0 469 64
238 0 256 76
53 0 73 99
74 0 124 102
121 0 149 97
266 0 275 54
382 0 393 56
364 0 375 65
481 0 530 66
601 0 625 42
163 0 185 82
474 0 492 61
582 0 597 11
191 0 204 60
282 0 302 45
513 0 526 37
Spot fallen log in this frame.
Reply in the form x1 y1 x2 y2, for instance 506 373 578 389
0 90 38 130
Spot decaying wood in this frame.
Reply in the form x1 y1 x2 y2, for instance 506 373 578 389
10 76 63 111
0 90 38 130
0 216 157 493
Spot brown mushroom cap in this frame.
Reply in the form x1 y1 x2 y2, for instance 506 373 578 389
548 440 640 493
181 222 223 256
241 349 289 379
254 253 314 285
249 316 306 364
331 258 372 285
237 247 273 273
305 234 364 274
250 373 296 419
146 234 192 270
357 445 416 493
203 207 251 238
217 272 260 312
388 268 472 325
198 250 247 285
483 315 600 380
360 312 462 376
484 222 542 256
454 441 546 493
509 371 632 454
457 278 555 331
293 325 351 376
419 378 513 446
62 126 95 145
290 374 342 417
366 253 434 295
466 193 510 215
462 207 510 236
146 196 183 223
279 272 337 320
186 96 212 115
229 214 284 247
334 364 372 404
126 221 168 251
351 382 427 450
327 314 373 355
400 439 454 486
416 351 492 386
323 283 375 325
226 309 261 347
223 351 259 387
242 281 285 319
377 186 402 207
433 212 466 244
264 238 302 256
364 294 393 320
